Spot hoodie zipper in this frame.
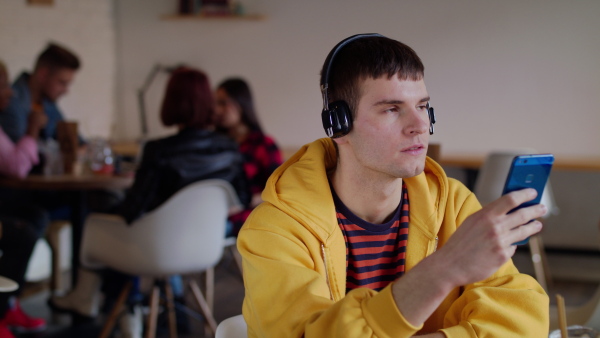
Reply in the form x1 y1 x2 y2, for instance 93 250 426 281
321 244 335 301
433 236 439 253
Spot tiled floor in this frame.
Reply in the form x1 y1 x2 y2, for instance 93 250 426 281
15 247 600 337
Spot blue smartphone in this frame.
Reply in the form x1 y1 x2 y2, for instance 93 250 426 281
502 154 554 245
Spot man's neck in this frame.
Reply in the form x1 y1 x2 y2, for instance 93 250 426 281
330 159 403 224
27 73 43 104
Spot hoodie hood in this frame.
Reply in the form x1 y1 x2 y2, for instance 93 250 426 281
261 138 449 251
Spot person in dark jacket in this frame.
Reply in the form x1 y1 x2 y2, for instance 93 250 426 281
118 71 249 224
48 68 249 328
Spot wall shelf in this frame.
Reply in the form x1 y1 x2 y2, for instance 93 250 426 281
161 13 266 21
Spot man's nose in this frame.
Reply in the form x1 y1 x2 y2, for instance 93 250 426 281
406 109 429 135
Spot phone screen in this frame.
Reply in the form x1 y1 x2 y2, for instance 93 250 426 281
502 154 554 245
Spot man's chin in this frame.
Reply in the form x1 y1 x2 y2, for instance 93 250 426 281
406 163 426 178
393 165 425 179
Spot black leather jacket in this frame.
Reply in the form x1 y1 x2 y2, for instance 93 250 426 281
118 128 250 224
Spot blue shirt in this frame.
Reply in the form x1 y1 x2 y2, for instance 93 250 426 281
0 72 67 143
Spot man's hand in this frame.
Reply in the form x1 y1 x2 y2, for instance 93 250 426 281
25 108 48 139
391 188 546 327
438 188 547 287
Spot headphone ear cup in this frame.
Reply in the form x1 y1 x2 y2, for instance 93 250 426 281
428 106 436 135
322 100 352 138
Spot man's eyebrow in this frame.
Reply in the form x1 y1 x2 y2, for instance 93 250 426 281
373 97 431 106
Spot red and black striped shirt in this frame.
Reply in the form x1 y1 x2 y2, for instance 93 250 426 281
333 184 409 292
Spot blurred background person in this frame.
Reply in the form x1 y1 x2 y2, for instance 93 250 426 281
49 67 249 336
214 78 282 236
0 59 48 337
0 43 80 143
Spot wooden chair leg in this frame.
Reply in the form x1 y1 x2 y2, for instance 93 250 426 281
99 281 133 338
145 285 160 338
189 279 217 334
205 268 214 312
165 278 178 338
50 241 61 292
529 234 553 292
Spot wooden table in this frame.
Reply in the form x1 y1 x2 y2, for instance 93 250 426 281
0 174 133 191
0 174 133 285
439 154 600 172
111 141 141 159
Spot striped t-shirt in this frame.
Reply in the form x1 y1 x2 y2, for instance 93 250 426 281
332 184 409 292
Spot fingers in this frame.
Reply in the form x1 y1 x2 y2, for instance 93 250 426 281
499 191 547 245
506 203 548 227
489 188 537 214
29 109 48 128
478 189 547 246
506 220 543 246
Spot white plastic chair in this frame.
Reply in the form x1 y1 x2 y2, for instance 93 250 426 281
216 314 247 338
78 179 241 338
473 150 559 292
473 150 558 214
25 220 72 292
0 276 17 293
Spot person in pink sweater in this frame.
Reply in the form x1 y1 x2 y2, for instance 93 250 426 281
0 61 47 178
0 60 48 337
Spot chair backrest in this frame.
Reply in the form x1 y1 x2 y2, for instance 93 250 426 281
101 179 241 276
216 314 247 338
473 150 559 216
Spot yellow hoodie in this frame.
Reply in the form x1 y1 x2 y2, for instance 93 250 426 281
238 138 549 337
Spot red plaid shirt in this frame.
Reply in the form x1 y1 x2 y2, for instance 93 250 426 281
229 131 282 235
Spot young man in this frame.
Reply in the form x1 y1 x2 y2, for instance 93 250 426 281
0 43 80 143
238 34 549 337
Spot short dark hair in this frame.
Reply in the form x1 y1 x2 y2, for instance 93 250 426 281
160 67 214 129
34 43 80 71
319 35 424 117
217 78 262 133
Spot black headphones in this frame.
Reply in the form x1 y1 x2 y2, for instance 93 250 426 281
321 33 436 138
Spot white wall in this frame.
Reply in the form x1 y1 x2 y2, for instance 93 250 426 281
114 0 600 159
0 0 116 139
2 0 598 154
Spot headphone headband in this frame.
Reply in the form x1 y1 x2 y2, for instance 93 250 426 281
321 33 384 111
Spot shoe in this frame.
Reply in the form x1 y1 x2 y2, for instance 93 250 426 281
2 300 46 333
117 305 142 338
47 268 102 319
0 322 15 338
